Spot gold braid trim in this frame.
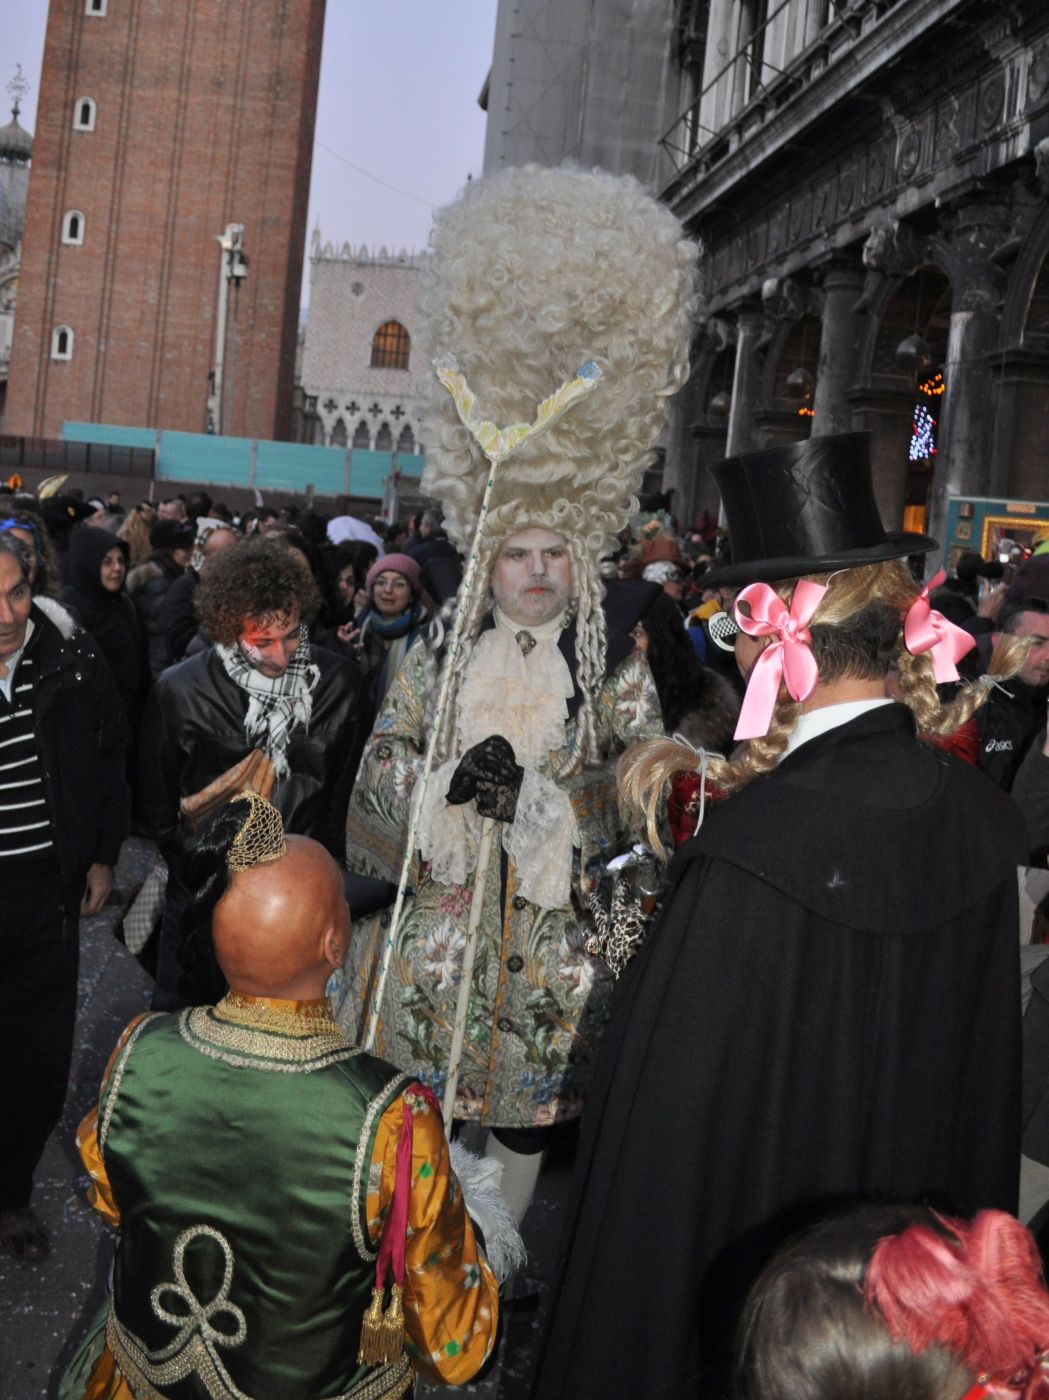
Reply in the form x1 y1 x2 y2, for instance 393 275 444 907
213 994 340 1038
107 1301 412 1400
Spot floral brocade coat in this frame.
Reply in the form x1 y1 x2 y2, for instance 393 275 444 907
333 640 663 1129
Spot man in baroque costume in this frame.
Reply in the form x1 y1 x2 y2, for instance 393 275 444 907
534 434 1032 1398
334 164 697 1222
62 794 510 1400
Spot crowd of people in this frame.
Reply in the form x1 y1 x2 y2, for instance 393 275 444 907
3 162 1049 1400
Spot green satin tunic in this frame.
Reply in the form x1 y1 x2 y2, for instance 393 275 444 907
97 1007 410 1400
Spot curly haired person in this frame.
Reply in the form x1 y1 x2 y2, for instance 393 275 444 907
139 536 369 1009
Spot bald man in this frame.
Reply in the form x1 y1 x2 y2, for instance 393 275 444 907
66 802 500 1400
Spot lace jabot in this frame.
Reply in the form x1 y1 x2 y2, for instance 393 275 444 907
455 607 575 766
416 606 580 911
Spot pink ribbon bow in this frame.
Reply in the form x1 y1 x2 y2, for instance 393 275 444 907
903 570 975 683
733 579 828 741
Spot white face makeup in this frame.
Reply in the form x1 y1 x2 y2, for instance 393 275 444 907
491 528 573 628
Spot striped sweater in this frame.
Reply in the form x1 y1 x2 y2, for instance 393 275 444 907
0 650 53 861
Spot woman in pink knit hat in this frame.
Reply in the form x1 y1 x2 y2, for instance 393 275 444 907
341 552 433 715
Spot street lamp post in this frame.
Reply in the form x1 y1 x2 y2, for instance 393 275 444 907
207 223 249 435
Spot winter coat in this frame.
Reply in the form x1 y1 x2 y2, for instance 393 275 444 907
60 529 149 730
128 552 184 677
19 598 130 884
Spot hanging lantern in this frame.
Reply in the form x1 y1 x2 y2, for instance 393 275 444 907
896 333 932 375
785 367 815 401
709 391 731 418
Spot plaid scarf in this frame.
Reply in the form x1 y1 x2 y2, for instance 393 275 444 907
216 625 320 777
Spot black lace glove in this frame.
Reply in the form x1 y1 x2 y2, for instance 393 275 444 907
447 735 524 823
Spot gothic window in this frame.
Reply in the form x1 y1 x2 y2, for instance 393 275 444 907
330 417 348 448
62 211 85 245
352 420 371 450
73 97 97 131
85 0 107 13
375 422 394 452
370 320 410 370
396 424 415 454
51 325 74 360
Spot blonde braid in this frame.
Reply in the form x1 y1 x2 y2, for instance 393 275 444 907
896 630 1031 739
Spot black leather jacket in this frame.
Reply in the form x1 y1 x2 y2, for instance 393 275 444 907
138 643 368 860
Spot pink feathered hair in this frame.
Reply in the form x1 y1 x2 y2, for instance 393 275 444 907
867 1211 1049 1397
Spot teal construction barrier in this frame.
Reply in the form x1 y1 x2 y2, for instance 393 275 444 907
62 423 423 498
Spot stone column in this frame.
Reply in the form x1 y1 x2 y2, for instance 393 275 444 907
725 304 764 458
846 385 916 530
926 190 1009 548
989 347 1049 501
811 259 866 437
690 422 730 517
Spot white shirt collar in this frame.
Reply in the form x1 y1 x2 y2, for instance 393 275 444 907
782 697 895 759
493 605 567 642
0 616 34 703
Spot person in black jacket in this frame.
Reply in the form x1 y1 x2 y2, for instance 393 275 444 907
535 434 1030 1399
975 581 1049 791
0 531 129 1260
60 527 149 736
138 537 369 1010
127 518 194 677
156 515 237 665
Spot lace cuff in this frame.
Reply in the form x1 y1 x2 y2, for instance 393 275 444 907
415 758 482 888
504 769 579 911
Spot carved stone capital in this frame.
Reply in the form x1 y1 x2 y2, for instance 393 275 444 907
929 195 1011 311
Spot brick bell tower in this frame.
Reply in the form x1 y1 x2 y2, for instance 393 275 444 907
6 0 325 441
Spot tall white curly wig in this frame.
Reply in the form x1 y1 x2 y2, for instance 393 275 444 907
419 163 699 554
418 164 699 771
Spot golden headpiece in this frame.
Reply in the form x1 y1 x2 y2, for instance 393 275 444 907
226 791 288 873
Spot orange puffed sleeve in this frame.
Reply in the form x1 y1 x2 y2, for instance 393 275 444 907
367 1091 499 1385
75 1013 150 1230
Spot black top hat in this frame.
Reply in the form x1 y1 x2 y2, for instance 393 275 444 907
701 433 937 587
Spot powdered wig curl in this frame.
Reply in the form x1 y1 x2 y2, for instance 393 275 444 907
418 163 700 558
621 560 1031 854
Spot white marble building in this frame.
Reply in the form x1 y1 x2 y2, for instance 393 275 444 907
300 233 424 458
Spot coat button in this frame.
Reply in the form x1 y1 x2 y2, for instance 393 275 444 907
512 894 527 911
497 1017 513 1033
507 955 523 973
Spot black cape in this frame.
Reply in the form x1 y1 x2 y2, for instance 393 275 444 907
534 705 1025 1398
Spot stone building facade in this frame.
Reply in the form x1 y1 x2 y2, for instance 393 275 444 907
479 0 1049 543
6 0 325 443
660 0 1049 542
299 236 424 459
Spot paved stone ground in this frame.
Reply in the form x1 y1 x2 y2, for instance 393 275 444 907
0 837 572 1399
0 838 155 1400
